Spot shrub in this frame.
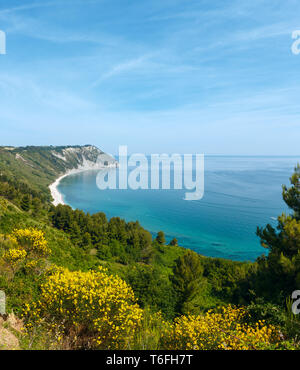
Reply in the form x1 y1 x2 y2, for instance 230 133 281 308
0 228 50 277
10 228 50 257
23 267 143 349
132 309 170 350
161 305 281 350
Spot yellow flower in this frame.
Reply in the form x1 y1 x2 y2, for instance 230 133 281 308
161 305 280 350
23 267 143 350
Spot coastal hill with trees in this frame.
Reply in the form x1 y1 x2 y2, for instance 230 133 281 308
0 145 299 349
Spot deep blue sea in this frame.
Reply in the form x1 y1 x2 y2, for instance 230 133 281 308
57 156 299 262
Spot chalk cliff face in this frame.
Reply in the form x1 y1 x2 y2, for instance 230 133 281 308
50 145 118 172
8 145 117 176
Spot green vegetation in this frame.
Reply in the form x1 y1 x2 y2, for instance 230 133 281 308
0 145 299 350
156 231 166 245
0 145 112 210
171 250 204 315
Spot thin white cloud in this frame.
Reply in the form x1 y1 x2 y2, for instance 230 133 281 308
0 0 120 46
0 0 101 15
0 72 95 112
0 1 57 15
91 55 152 87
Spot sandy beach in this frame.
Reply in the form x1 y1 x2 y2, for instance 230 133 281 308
49 164 117 206
49 168 98 206
49 173 70 206
49 168 95 206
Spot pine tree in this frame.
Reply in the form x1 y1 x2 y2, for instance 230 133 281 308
171 250 203 314
20 194 30 212
257 164 300 258
169 238 178 246
156 231 166 245
81 232 92 249
254 164 300 302
282 163 300 220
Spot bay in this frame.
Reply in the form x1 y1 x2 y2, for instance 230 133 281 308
57 156 299 261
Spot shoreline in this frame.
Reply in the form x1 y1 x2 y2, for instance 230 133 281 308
49 165 117 206
49 173 69 206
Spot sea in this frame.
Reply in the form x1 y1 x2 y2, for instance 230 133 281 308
57 156 299 262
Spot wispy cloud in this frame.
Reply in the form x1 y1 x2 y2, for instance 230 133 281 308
0 0 102 14
91 55 152 86
0 1 56 15
0 0 121 46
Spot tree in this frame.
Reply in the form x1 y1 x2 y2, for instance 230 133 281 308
252 164 300 303
282 164 300 220
126 264 177 319
171 250 204 315
81 232 92 250
20 194 30 212
169 238 178 247
156 231 166 245
32 198 42 216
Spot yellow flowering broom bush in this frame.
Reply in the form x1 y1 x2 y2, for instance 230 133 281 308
0 228 50 275
161 305 281 350
23 267 143 349
10 228 50 257
2 247 27 272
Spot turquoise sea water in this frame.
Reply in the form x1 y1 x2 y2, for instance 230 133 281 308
57 156 299 262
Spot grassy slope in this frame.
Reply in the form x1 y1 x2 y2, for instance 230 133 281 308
0 197 99 271
0 145 104 200
0 147 59 198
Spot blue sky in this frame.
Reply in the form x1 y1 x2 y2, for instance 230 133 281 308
0 0 300 155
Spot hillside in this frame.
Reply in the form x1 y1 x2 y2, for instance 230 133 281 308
0 192 293 350
0 147 299 350
0 145 117 204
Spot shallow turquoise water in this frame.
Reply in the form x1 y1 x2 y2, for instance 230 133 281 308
57 156 299 261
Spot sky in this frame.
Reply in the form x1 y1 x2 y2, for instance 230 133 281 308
0 0 300 155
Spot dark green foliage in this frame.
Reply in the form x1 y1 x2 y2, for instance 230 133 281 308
0 172 48 212
244 298 287 327
81 232 92 249
201 256 250 304
256 164 300 258
282 164 300 220
169 238 178 246
156 231 166 245
249 164 300 305
171 250 204 314
0 270 46 314
32 198 43 216
125 264 177 320
50 205 153 264
21 194 31 212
